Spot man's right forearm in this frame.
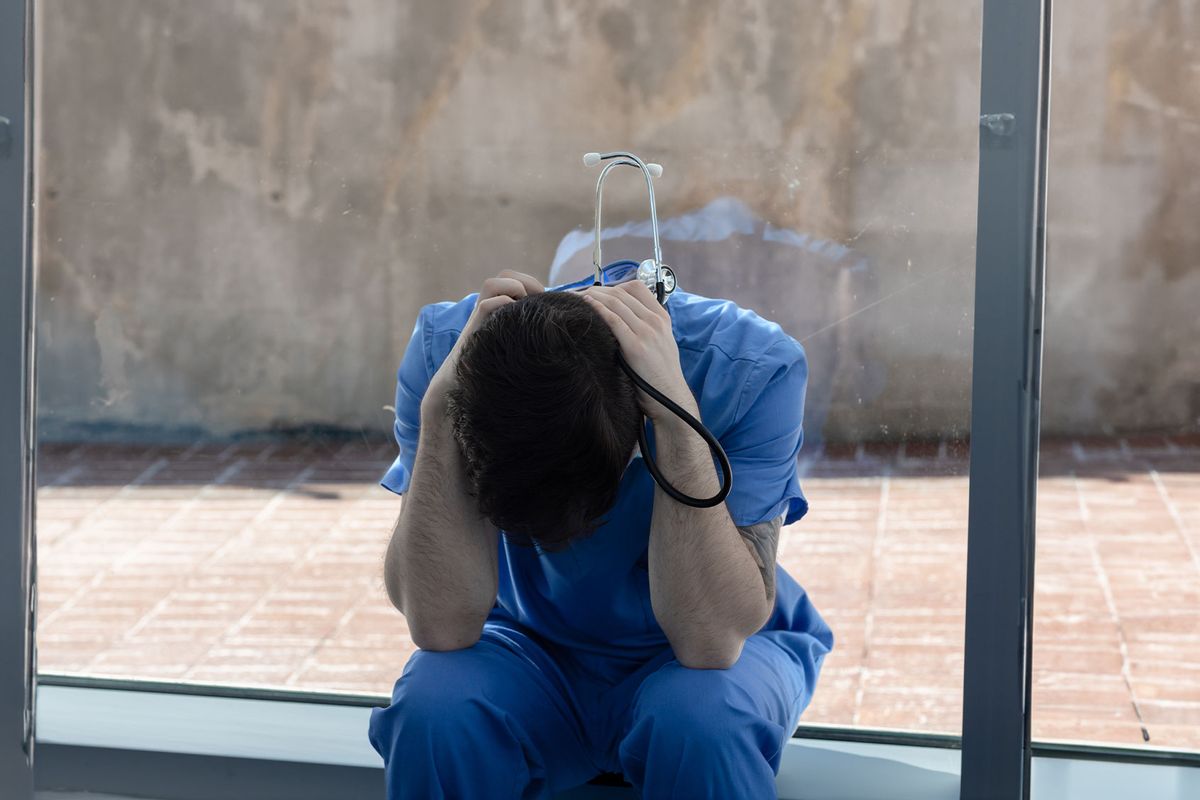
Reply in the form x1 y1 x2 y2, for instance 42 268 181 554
383 396 498 651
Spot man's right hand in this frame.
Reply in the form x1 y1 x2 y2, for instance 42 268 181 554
424 269 544 417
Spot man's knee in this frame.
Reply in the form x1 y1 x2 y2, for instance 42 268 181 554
370 645 503 752
631 663 745 735
620 662 787 764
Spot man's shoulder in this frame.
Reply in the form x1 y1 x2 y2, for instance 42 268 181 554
412 288 805 405
416 287 799 354
413 293 479 370
418 293 478 333
670 290 804 372
669 290 806 432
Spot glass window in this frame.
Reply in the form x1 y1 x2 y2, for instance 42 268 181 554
1032 0 1200 751
35 0 982 736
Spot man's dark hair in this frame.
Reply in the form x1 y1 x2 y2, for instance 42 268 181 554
446 291 642 552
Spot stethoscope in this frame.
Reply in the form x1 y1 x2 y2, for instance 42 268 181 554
553 150 733 509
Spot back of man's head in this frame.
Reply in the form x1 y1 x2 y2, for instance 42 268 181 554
446 291 641 551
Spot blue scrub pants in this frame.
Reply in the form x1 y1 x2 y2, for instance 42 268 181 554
368 621 823 799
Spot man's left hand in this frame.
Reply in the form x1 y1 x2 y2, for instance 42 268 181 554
582 280 695 423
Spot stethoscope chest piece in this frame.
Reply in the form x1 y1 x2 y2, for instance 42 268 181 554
637 259 677 304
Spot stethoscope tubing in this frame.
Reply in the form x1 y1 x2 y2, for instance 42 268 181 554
616 351 733 509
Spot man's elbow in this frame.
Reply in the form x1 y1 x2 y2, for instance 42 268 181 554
408 619 485 652
667 604 770 669
750 594 774 636
385 570 490 651
670 633 746 670
383 563 406 616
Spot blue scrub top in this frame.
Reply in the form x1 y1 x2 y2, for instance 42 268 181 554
381 287 833 683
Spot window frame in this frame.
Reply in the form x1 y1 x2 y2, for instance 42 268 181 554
1 0 35 798
960 0 1054 796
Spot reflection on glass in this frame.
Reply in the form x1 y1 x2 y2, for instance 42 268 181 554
1032 1 1200 752
34 1 982 736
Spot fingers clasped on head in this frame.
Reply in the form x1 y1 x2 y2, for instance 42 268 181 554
474 270 545 317
482 272 542 303
582 281 668 339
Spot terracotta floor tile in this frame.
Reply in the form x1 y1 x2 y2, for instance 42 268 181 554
32 437 1200 752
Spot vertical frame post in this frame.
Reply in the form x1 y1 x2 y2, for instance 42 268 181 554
961 0 1052 798
0 0 35 797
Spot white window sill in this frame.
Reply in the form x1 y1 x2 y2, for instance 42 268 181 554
35 683 1200 800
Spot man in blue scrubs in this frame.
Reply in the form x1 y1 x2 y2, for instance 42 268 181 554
369 269 833 798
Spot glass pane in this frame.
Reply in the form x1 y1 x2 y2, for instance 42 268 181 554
1033 1 1200 751
35 0 981 737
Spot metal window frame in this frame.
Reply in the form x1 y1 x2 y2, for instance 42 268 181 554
961 0 1053 798
1 0 35 798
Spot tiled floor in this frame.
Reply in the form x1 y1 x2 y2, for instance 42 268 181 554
34 435 1200 751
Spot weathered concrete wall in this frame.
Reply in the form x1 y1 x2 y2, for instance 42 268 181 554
1041 0 1200 434
33 0 1198 441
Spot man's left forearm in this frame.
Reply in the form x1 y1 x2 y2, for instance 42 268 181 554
577 281 773 668
647 406 773 669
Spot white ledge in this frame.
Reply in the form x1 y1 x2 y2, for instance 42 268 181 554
35 684 1200 800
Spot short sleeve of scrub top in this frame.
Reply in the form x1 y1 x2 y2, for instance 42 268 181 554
718 337 810 528
380 301 454 495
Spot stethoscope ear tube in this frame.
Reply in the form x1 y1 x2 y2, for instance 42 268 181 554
585 151 676 304
616 351 733 508
583 151 729 507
